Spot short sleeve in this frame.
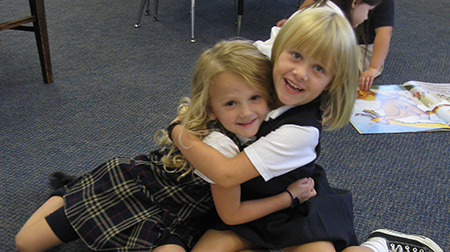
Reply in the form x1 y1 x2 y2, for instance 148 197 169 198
371 0 395 28
243 125 319 181
194 131 241 184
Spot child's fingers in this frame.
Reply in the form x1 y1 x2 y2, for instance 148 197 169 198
309 178 315 190
310 188 317 198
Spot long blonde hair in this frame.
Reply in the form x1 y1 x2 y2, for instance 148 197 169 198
272 7 359 130
156 39 273 178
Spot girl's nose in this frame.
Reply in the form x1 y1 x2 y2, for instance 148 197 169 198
240 104 252 118
293 64 308 81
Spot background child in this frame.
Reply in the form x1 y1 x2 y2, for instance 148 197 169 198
257 0 382 59
170 8 442 252
15 40 314 252
264 0 386 90
358 0 394 90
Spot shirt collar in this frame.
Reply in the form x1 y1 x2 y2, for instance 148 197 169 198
265 105 296 121
235 134 256 145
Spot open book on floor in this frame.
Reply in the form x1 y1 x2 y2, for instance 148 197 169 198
350 81 450 134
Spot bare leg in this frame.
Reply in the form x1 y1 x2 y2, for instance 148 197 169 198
342 246 374 252
238 241 338 252
153 244 186 252
192 229 255 252
283 241 336 252
239 243 376 252
283 242 377 252
15 196 65 252
238 250 269 252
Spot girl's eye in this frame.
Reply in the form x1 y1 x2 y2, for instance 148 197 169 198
314 65 325 73
225 101 236 107
292 52 302 60
250 95 261 101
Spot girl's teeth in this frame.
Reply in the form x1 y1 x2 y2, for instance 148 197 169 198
286 80 302 91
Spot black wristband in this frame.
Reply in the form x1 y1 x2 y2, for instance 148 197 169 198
285 189 300 208
167 121 182 141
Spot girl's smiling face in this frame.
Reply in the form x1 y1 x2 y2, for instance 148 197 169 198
208 72 269 138
272 47 334 107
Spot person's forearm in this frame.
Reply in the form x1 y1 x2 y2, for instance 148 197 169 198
368 26 392 71
212 184 292 225
171 124 259 188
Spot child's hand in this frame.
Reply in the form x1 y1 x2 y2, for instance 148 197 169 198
286 177 317 204
277 19 288 27
359 67 380 90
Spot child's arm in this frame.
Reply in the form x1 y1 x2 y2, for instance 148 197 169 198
212 178 316 225
173 124 259 188
359 26 393 90
171 123 318 188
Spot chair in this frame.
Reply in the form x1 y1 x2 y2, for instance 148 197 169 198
134 0 159 27
134 0 244 43
0 0 53 83
235 0 244 37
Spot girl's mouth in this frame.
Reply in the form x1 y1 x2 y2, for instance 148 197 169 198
285 79 304 94
238 118 257 127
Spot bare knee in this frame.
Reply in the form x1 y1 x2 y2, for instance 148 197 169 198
192 229 254 252
153 244 186 252
15 196 65 252
15 216 64 252
342 246 373 252
283 241 336 252
15 230 35 252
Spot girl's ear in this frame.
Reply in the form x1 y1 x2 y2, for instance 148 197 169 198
351 0 361 8
207 106 217 120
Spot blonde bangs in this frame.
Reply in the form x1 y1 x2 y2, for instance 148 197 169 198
275 9 351 72
272 8 359 130
293 32 335 72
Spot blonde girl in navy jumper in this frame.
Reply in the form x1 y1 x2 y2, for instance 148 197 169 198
15 40 316 252
170 8 443 252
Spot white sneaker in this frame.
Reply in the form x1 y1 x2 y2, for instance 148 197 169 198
368 229 443 252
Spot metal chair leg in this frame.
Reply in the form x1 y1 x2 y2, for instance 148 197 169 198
134 0 148 27
190 0 196 42
135 0 158 27
236 0 243 37
236 15 242 36
144 0 150 16
153 0 159 21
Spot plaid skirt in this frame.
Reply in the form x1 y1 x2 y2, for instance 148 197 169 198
63 151 213 251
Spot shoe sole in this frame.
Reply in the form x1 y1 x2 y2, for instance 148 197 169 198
370 229 443 252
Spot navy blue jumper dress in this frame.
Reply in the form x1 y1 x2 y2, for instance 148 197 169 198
229 98 358 251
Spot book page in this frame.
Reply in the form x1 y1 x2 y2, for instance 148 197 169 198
350 85 450 134
403 81 450 97
402 81 450 124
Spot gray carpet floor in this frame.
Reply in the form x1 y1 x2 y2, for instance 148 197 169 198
1 0 449 251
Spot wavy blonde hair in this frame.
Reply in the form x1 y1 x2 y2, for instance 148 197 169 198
272 7 359 130
156 39 273 178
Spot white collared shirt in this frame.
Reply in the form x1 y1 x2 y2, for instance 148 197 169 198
194 131 252 184
243 106 319 181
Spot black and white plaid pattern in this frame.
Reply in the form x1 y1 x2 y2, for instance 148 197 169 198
64 154 213 251
62 122 240 251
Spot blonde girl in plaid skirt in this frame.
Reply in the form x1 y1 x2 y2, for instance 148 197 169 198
15 40 315 252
